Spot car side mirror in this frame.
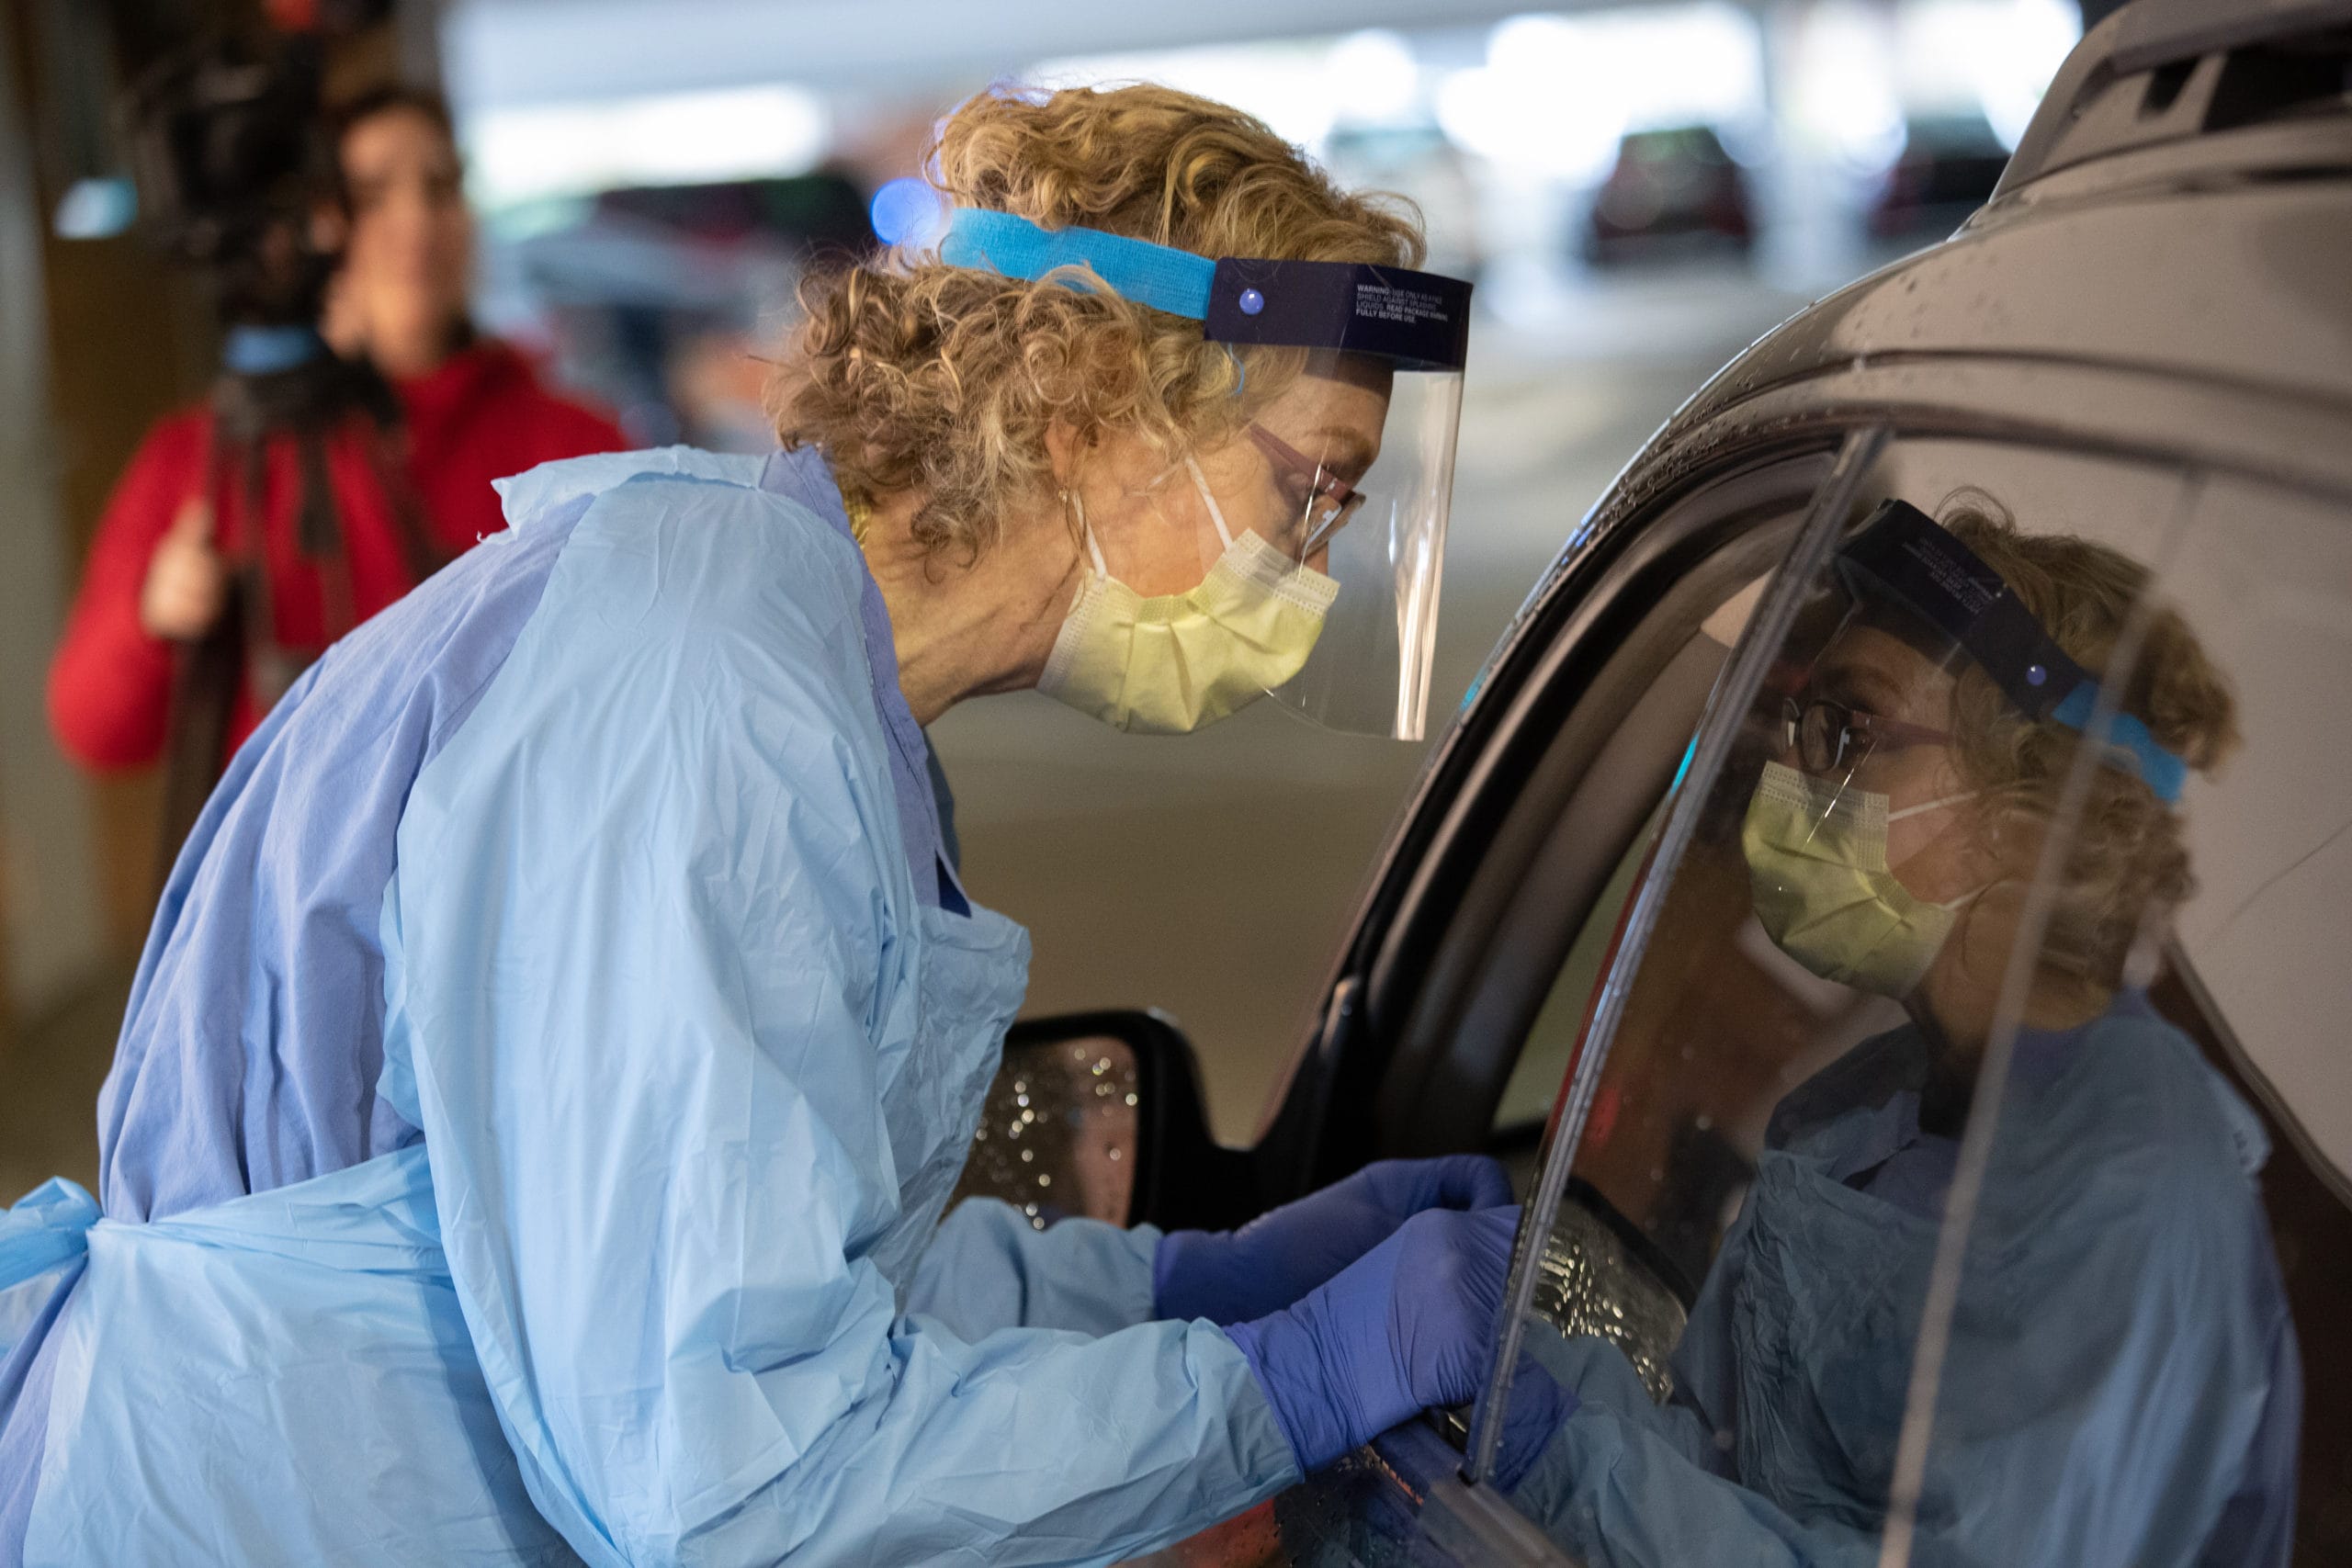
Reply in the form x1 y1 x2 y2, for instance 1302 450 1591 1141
949 1010 1257 1232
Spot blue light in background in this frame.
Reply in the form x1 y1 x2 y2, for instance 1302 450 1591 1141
52 178 136 241
870 176 944 248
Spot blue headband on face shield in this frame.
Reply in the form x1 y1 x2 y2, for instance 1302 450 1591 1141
937 207 1475 371
941 209 1216 318
1836 501 2189 805
2048 681 2188 802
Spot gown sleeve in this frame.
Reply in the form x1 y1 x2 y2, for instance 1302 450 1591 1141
1505 1150 2289 1568
1505 1321 1882 1568
905 1201 1162 1341
381 476 1295 1568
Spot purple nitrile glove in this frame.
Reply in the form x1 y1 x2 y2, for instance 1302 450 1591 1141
1225 1205 1521 1475
1154 1155 1513 1326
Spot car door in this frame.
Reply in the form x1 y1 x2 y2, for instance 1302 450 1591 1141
947 404 2351 1567
1264 427 2347 1567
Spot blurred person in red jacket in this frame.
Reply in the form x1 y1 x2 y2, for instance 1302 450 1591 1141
47 85 621 778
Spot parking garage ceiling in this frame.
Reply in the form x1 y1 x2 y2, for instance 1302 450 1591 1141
443 0 1658 107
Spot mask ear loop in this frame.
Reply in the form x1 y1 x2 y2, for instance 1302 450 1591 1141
1069 489 1109 578
1183 455 1238 552
1939 876 2015 997
1883 788 1984 900
1890 792 1996 963
1888 790 1978 824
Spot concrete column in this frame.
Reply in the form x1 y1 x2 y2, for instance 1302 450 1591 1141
0 6 109 1032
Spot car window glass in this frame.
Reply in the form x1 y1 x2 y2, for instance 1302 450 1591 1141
1489 805 1654 1134
1490 580 1768 1135
2132 476 2350 1565
1847 454 2294 1568
1479 443 2287 1568
2157 477 2352 1190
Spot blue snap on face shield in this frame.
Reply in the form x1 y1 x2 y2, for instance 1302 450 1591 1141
940 207 1474 740
1834 500 2188 803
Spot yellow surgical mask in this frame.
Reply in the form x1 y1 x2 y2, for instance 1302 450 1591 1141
1741 761 1979 998
1037 458 1340 735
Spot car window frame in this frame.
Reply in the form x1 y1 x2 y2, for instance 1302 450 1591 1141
1253 417 2352 1557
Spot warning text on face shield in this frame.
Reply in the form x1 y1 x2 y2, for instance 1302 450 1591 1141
1354 284 1453 327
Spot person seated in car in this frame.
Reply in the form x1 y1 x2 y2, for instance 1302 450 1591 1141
1503 499 2301 1568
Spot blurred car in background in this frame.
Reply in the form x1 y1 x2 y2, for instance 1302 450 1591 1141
1579 124 1755 265
1866 110 2013 242
1319 121 1487 285
958 2 2352 1562
485 170 873 448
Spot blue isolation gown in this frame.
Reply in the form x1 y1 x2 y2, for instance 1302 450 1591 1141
0 447 1296 1566
1507 998 2301 1568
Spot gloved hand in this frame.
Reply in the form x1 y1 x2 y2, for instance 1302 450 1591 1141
1226 1205 1520 1474
1155 1155 1512 1325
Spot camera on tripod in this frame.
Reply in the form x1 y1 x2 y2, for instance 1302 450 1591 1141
118 5 442 869
125 0 402 332
126 26 345 336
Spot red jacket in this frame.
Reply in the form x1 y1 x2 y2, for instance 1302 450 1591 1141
49 340 623 771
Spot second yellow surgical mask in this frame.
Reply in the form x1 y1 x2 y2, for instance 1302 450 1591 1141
1742 761 1978 998
1037 459 1340 735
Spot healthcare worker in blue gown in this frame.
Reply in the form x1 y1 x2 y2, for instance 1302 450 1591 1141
0 86 1516 1566
1499 502 2302 1566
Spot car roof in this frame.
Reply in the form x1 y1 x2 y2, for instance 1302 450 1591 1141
1430 2 2352 1195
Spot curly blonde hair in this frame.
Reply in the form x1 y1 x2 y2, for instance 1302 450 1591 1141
1937 499 2240 988
764 84 1424 560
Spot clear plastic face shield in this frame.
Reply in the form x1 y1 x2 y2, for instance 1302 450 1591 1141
1747 586 1998 1003
1825 501 2184 801
1190 261 1467 740
1746 502 2188 999
939 210 1471 739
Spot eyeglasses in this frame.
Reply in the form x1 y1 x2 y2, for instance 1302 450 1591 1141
1781 696 1951 775
1248 423 1366 554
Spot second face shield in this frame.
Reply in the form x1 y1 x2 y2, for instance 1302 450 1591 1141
1737 500 2193 998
